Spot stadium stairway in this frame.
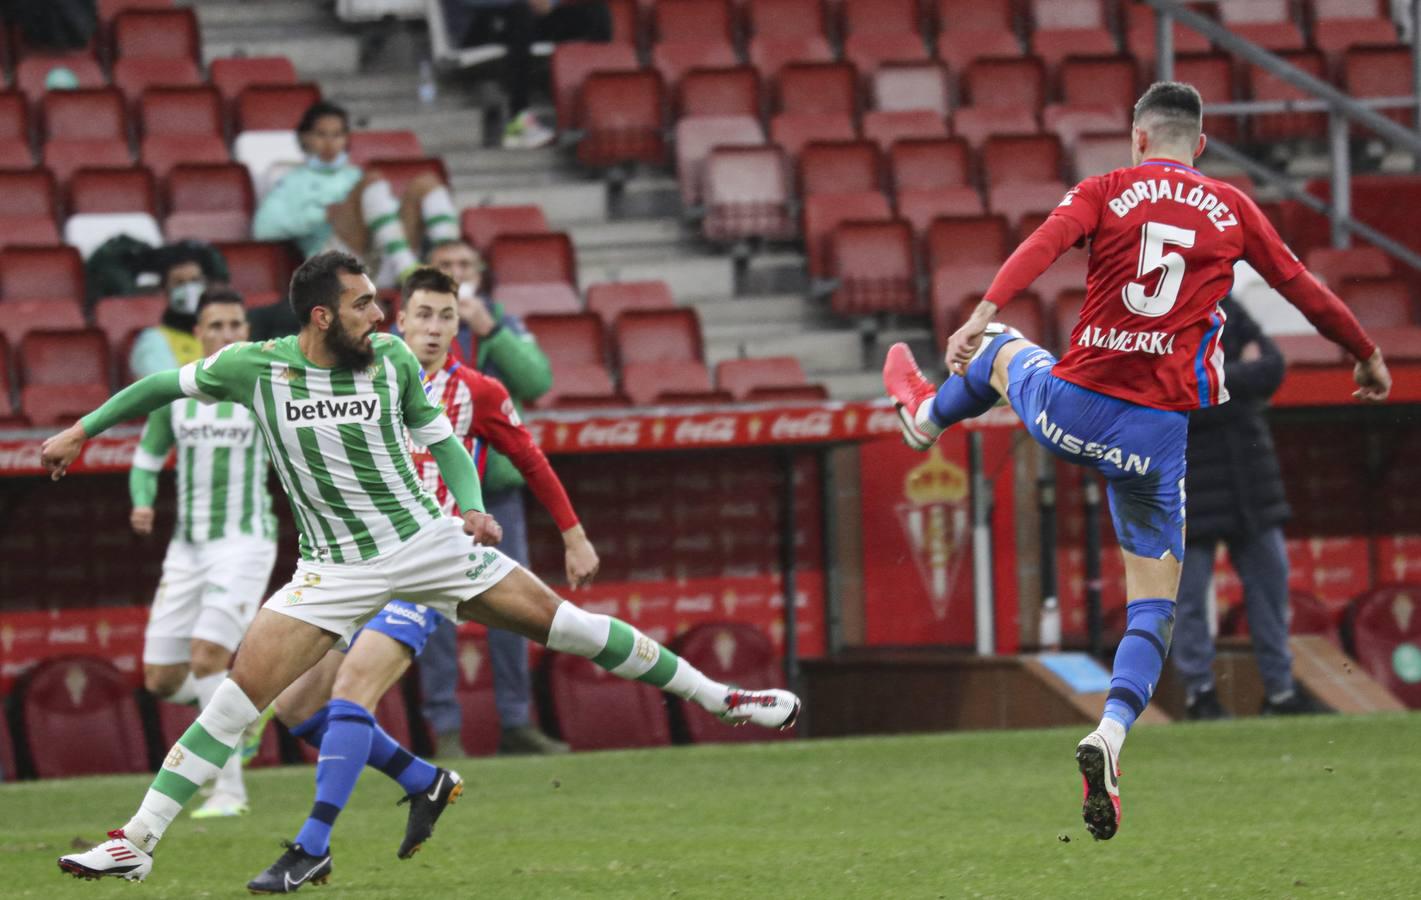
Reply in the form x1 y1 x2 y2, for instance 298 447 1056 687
188 0 901 400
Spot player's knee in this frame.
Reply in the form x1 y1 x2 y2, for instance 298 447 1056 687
144 664 187 698
545 600 609 657
189 639 232 678
403 172 440 200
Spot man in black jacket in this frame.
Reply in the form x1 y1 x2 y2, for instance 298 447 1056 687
1174 296 1326 719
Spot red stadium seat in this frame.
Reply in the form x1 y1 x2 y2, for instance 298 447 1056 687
802 191 892 278
235 82 322 133
0 301 86 347
0 169 60 249
746 384 829 401
677 66 761 119
933 0 1021 72
68 166 158 215
1124 1 1211 71
347 130 423 166
1338 277 1415 329
676 115 765 207
1073 131 1132 179
841 0 921 38
1306 176 1421 258
0 245 84 305
777 62 857 117
112 56 203 103
953 57 1045 149
21 657 148 777
113 8 200 60
749 35 836 82
164 163 254 243
0 335 21 426
654 43 740 93
1217 590 1342 644
576 69 667 167
622 360 719 404
844 34 930 76
21 328 109 386
586 280 675 325
945 291 1047 348
459 204 551 254
715 356 812 400
1217 0 1305 52
209 56 299 105
449 630 500 756
1025 247 1087 315
615 307 705 366
367 157 448 196
215 241 299 295
0 698 18 777
871 62 949 115
745 0 833 79
545 653 672 749
489 232 577 289
1029 0 1118 71
861 110 948 151
42 88 133 182
99 0 173 21
830 217 918 315
1344 584 1421 709
94 293 166 358
927 215 1010 270
0 91 34 168
799 140 881 196
702 145 796 242
651 0 736 87
1043 55 1136 148
890 137 982 233
550 43 640 130
1312 0 1399 64
982 134 1063 186
605 0 638 46
769 113 857 162
1343 46 1414 132
1306 246 1392 288
670 624 795 742
524 313 622 407
494 283 582 317
138 86 229 178
1273 333 1345 366
16 54 106 103
1174 54 1240 143
1248 50 1328 142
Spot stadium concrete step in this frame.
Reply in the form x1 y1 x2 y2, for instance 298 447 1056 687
440 147 564 177
816 369 888 400
190 0 334 29
203 32 363 75
686 294 821 328
705 329 863 375
454 182 607 226
579 255 733 301
567 218 687 253
354 108 486 150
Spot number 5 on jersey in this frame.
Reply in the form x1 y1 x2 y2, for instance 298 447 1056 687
1123 222 1196 317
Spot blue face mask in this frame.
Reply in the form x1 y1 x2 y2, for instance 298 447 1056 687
305 152 349 172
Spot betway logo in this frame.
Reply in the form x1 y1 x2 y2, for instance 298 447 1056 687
176 423 255 446
1077 325 1177 356
283 396 381 425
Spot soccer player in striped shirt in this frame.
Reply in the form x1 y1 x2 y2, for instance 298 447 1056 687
128 288 277 820
244 268 601 891
46 251 800 884
884 82 1391 841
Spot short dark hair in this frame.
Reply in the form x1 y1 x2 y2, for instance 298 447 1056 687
296 100 349 135
196 287 245 316
401 266 459 302
1134 81 1203 144
289 251 367 325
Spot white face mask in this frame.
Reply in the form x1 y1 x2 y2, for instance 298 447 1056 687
169 281 204 316
305 151 349 172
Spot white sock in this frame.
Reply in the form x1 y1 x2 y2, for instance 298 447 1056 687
420 185 459 245
360 179 418 274
1096 717 1127 760
192 672 246 801
192 671 225 707
165 672 199 705
124 680 260 851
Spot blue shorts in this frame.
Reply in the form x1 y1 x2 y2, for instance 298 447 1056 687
349 600 446 658
1002 342 1188 562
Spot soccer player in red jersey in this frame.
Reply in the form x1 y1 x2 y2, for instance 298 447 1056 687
884 82 1391 841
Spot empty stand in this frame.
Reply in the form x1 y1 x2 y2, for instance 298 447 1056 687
1248 50 1328 142
953 57 1045 149
1306 246 1392 287
616 307 705 366
460 205 551 254
716 356 814 400
670 624 794 742
524 313 621 406
871 62 949 115
550 43 641 130
576 70 667 167
94 294 166 364
983 135 1066 229
941 292 1047 350
489 232 577 289
235 82 323 132
0 246 85 305
1272 333 1345 366
1217 0 1304 52
586 280 676 325
677 66 762 119
1125 1 1211 70
1173 54 1239 142
746 0 834 79
840 0 929 73
210 56 299 105
802 190 891 280
348 130 424 166
831 218 918 315
0 336 20 426
451 630 501 756
702 145 796 242
889 137 984 232
676 115 766 207
1343 46 1414 131
16 54 106 103
216 241 299 295
927 215 1010 270
0 91 34 168
164 163 255 243
21 657 148 777
1044 55 1136 148
1312 0 1399 65
651 0 737 87
0 169 60 248
1072 132 1132 179
1030 0 1118 70
934 0 1021 73
42 88 133 182
0 301 85 347
862 111 948 152
1338 278 1415 329
112 7 201 60
799 140 881 196
113 56 203 103
139 86 229 178
546 653 673 749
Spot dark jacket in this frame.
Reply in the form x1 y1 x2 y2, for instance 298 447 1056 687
1185 297 1291 543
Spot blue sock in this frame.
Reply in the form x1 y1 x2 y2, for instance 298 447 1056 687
290 707 329 748
928 333 1015 428
1103 598 1176 731
367 721 439 795
294 700 374 856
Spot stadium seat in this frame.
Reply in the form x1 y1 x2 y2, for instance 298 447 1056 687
799 140 881 196
1055 287 1085 340
112 56 202 103
1366 325 1421 363
745 0 834 79
701 145 797 242
940 291 1046 350
1173 54 1240 143
94 293 166 360
1124 1 1211 71
138 86 230 177
215 241 300 295
1029 0 1118 71
0 169 60 249
769 113 858 162
1222 590 1342 645
490 232 577 289
0 301 86 347
1312 0 1399 65
861 110 948 152
677 66 761 119
715 356 814 400
1343 46 1414 132
459 204 550 255
99 0 173 22
64 212 164 259
616 307 705 367
926 214 1010 271
0 245 85 305
871 62 949 115
586 280 675 326
210 56 300 105
1072 131 1132 179
651 0 737 87
622 360 718 405
366 157 449 196
16 54 106 103
933 0 1021 73
68 166 158 216
1024 247 1087 314
164 163 255 243
21 657 149 777
1344 584 1421 709
802 191 892 279
830 217 918 315
1043 56 1136 149
746 384 829 401
347 130 423 166
890 137 983 233
670 623 794 742
1272 333 1345 366
1217 0 1305 52
494 283 583 317
576 69 667 167
0 335 22 426
982 134 1063 186
235 82 322 133
1306 246 1392 288
550 42 641 131
42 88 133 183
841 0 930 74
1338 278 1416 329
676 115 766 207
749 35 836 82
0 91 34 168
777 62 858 118
234 131 305 197
112 8 201 60
545 652 673 749
524 313 622 407
1248 50 1328 142
953 57 1045 149
449 631 501 756
1306 176 1421 258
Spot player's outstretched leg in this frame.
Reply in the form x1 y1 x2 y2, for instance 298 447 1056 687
882 324 1022 450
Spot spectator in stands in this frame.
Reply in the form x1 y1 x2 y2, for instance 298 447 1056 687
417 238 565 755
252 100 462 287
129 241 227 379
1 0 97 51
443 0 612 148
1173 296 1329 719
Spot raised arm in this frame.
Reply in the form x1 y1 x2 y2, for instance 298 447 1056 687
42 371 187 481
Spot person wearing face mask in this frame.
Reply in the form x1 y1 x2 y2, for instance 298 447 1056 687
252 100 462 288
128 243 225 380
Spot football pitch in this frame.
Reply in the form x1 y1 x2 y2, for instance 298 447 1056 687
4 714 1417 899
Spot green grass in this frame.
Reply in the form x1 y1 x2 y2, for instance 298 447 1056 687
3 714 1419 899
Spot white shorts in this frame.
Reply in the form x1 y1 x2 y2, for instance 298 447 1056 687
143 535 279 665
262 516 518 646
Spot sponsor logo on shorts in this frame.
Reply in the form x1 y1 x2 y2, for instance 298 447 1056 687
465 551 499 582
1033 411 1152 475
282 396 381 425
285 590 304 606
303 572 322 587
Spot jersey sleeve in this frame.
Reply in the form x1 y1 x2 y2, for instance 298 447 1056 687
1238 192 1305 288
132 403 175 472
178 342 259 404
1049 175 1109 240
469 373 579 531
387 335 454 446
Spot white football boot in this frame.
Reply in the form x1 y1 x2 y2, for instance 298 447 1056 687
57 829 154 882
719 688 801 730
1075 731 1123 840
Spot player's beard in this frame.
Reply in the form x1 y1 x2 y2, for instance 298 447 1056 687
326 314 376 370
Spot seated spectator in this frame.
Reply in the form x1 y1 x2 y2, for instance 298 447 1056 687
129 241 228 379
252 101 461 287
444 0 612 147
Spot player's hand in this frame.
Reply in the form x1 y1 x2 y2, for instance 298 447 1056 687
1353 348 1391 403
462 509 503 545
131 507 155 536
459 292 498 337
40 423 86 482
944 312 992 376
561 525 600 589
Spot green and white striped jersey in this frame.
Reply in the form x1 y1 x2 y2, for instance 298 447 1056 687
177 333 454 564
133 398 277 544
